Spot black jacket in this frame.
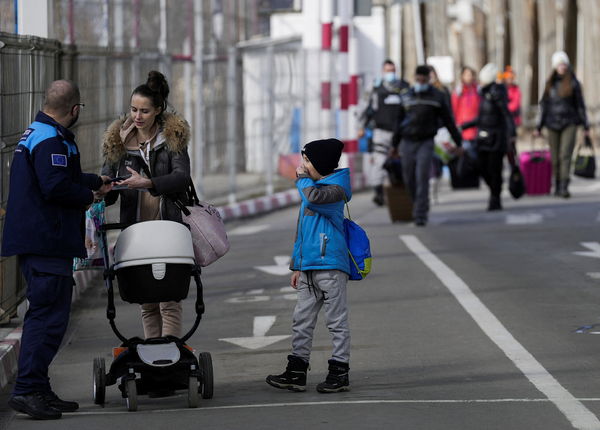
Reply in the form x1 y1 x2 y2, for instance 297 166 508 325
537 73 589 132
101 113 191 224
462 83 515 153
361 78 410 131
2 112 102 258
393 85 462 147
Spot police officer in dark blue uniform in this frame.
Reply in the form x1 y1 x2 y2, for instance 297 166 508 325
2 80 112 420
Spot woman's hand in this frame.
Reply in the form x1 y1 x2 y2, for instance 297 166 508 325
291 271 301 289
118 167 153 189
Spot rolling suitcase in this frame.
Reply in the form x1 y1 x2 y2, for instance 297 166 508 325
384 184 413 222
519 138 552 195
383 158 413 222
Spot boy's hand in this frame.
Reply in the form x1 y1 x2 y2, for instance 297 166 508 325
296 164 306 177
291 271 301 289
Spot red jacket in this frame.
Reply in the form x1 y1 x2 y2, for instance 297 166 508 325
452 84 480 141
507 84 522 126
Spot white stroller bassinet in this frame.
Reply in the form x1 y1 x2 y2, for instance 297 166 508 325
113 220 195 304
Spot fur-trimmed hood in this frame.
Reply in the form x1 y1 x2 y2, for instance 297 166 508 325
103 112 190 164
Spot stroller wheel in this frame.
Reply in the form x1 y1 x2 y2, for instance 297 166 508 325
187 376 199 408
198 352 213 399
126 379 138 412
93 357 106 406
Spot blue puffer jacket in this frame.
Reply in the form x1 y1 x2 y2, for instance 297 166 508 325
2 112 102 258
290 168 352 275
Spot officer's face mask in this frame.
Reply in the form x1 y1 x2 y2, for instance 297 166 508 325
414 83 430 93
384 72 396 83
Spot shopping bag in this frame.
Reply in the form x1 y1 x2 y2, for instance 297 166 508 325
508 166 525 199
73 201 106 271
574 136 596 179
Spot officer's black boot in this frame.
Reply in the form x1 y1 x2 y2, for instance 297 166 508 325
316 360 350 393
487 195 502 211
372 185 384 206
8 392 62 420
560 179 570 198
266 355 308 392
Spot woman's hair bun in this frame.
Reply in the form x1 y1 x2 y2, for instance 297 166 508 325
146 70 169 101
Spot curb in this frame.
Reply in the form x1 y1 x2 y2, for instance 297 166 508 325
0 327 21 391
216 173 368 222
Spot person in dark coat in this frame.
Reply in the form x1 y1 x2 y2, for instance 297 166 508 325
101 71 191 342
359 59 410 206
2 80 112 419
534 51 589 198
461 63 516 211
393 65 463 226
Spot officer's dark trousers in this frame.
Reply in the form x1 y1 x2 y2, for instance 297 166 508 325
400 138 434 222
477 150 505 198
14 257 73 395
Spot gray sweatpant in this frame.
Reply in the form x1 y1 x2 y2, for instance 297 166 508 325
291 270 350 363
400 138 434 221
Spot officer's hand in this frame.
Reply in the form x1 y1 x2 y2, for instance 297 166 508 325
96 176 113 197
120 167 153 189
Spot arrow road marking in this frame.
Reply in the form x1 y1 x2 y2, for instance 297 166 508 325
573 242 600 259
255 255 291 276
219 316 290 350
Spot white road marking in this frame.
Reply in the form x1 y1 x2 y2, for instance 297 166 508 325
400 234 600 430
574 242 600 259
280 286 295 293
585 272 600 279
66 398 600 416
255 256 291 276
505 213 543 225
228 225 270 236
225 296 270 304
219 316 290 350
246 289 265 295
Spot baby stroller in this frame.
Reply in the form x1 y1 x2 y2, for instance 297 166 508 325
92 220 213 411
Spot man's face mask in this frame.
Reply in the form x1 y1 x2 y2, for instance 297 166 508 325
384 72 396 83
414 82 430 93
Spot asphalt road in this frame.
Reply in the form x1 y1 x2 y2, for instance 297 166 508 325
4 176 600 430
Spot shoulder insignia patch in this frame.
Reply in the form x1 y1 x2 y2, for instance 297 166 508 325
19 128 34 142
51 154 68 167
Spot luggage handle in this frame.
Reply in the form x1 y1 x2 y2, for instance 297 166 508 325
530 135 549 153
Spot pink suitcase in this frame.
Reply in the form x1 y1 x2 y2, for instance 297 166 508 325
519 149 552 195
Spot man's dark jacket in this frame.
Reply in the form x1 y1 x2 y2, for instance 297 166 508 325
362 78 410 131
2 111 102 258
393 85 462 147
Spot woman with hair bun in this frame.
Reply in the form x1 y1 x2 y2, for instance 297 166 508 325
101 71 191 342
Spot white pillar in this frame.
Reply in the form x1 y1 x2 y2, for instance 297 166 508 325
337 0 352 147
302 0 322 144
17 0 53 38
193 0 205 198
411 0 425 65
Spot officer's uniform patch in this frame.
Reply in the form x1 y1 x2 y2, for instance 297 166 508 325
51 154 67 167
19 128 33 142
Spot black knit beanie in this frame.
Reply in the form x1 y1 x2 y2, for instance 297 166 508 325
302 138 344 176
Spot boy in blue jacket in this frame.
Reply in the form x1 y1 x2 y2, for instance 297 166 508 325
266 138 352 393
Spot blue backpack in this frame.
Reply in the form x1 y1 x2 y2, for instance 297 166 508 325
342 202 372 281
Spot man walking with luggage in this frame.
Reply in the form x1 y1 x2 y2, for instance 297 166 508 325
359 59 409 206
393 65 463 226
2 80 112 419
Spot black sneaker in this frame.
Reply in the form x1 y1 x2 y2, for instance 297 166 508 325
42 391 79 412
8 392 62 420
266 355 308 392
316 360 350 393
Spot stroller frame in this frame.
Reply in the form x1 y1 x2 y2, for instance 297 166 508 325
92 222 213 411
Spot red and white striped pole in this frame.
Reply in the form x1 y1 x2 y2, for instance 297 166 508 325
337 0 355 152
347 26 359 153
320 0 334 136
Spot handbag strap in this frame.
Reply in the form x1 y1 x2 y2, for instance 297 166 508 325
139 162 196 217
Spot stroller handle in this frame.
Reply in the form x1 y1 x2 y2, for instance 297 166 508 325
99 222 133 232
